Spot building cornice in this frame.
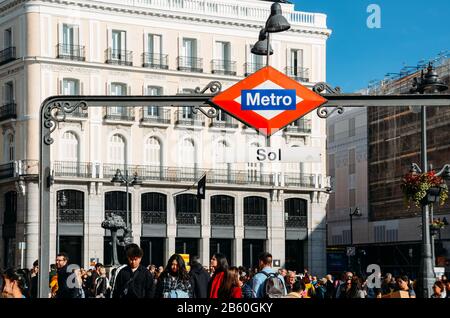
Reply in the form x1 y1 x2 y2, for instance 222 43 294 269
0 0 332 37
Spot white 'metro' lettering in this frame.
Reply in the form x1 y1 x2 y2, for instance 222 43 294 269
246 92 292 107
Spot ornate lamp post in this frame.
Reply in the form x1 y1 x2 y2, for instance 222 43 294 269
348 207 362 271
410 63 448 298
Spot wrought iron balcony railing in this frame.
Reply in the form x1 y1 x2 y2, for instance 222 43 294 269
175 110 205 126
142 211 167 224
177 212 201 225
0 103 16 122
211 59 237 76
285 67 310 82
141 108 171 124
0 162 14 180
105 48 133 66
285 119 312 134
142 53 169 69
284 174 316 188
53 161 92 178
56 44 85 61
58 209 84 223
210 213 234 226
177 56 203 73
244 62 265 76
244 214 267 227
285 215 307 228
0 47 16 65
104 107 135 121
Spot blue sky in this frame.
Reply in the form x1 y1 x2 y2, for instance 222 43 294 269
292 0 450 92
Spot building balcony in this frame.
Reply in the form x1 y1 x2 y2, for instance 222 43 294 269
177 212 201 225
174 110 205 127
285 67 310 82
142 53 169 69
0 47 16 65
211 213 234 226
56 44 85 61
285 215 307 228
103 108 135 123
59 209 84 223
105 48 133 66
0 162 15 180
0 102 16 122
284 119 312 134
53 161 92 178
140 108 171 125
142 211 167 224
244 214 267 227
284 174 316 188
211 60 237 76
177 56 203 73
244 62 265 76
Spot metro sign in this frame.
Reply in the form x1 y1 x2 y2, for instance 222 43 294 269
209 66 327 136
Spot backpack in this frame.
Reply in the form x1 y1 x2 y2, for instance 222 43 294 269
164 289 190 298
260 272 286 298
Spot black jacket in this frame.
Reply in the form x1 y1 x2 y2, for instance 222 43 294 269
189 263 210 298
55 264 80 299
112 264 154 298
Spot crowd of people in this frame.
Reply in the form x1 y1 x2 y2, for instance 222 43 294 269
1 244 449 299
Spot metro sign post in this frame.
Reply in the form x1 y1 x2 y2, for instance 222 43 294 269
209 66 327 137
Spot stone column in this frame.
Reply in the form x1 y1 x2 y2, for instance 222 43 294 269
85 182 104 265
132 188 141 244
24 181 40 269
200 196 210 266
307 191 328 277
234 193 244 267
266 193 285 269
165 191 177 263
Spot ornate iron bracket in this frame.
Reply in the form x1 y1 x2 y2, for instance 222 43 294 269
193 81 222 118
312 82 345 119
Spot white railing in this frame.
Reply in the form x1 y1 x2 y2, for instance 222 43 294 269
90 0 326 28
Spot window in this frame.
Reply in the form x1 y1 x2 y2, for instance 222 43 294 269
349 118 356 137
4 81 13 103
61 131 79 162
148 34 162 55
3 191 17 224
287 145 301 174
214 140 228 170
215 41 231 71
244 196 267 215
4 28 12 48
61 24 79 55
110 134 126 164
62 79 80 95
247 142 261 182
211 195 234 214
112 30 126 56
349 189 356 208
57 190 84 223
349 149 356 174
176 193 201 224
328 124 335 143
3 133 14 162
285 198 307 217
146 86 162 117
290 49 304 75
250 45 264 66
179 138 195 168
145 137 161 166
110 83 127 116
141 192 166 212
105 191 131 221
182 38 197 59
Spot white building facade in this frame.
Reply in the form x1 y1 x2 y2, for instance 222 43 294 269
0 0 331 275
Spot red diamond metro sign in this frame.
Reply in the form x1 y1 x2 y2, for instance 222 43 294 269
209 66 328 137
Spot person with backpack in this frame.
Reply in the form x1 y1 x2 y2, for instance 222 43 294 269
112 244 154 298
155 254 192 298
251 252 287 298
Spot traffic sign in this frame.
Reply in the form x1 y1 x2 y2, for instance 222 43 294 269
209 66 327 136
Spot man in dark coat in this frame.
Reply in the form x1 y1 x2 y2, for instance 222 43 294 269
189 256 210 298
55 252 80 298
112 244 154 298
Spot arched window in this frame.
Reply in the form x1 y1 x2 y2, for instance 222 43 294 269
176 193 200 225
110 134 126 164
247 142 262 182
60 131 79 162
179 138 195 168
210 195 234 226
284 198 307 228
57 190 84 223
145 137 161 166
104 191 131 224
141 192 167 224
244 196 267 226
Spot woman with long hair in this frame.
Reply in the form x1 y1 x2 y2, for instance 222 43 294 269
155 254 192 298
2 268 28 298
218 266 242 299
208 253 229 298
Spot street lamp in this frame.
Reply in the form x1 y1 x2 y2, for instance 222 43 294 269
348 207 362 271
410 62 448 298
251 2 291 67
56 190 67 254
111 169 142 243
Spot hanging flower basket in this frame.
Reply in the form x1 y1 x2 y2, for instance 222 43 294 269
401 170 449 208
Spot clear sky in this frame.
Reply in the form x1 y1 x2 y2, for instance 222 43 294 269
292 0 450 92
